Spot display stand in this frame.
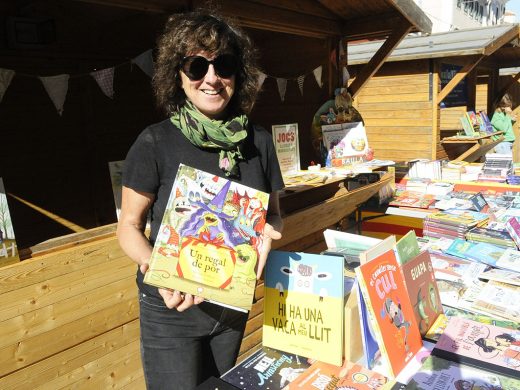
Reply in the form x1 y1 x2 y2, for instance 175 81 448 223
440 132 504 162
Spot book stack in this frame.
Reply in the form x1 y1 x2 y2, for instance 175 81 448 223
465 226 517 249
405 177 431 194
507 174 520 185
423 209 489 240
408 159 442 180
441 161 467 181
479 153 513 183
388 191 436 209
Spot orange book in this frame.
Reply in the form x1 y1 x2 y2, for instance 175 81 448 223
354 248 423 378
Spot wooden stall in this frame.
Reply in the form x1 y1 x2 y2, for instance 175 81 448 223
0 0 430 388
346 24 520 163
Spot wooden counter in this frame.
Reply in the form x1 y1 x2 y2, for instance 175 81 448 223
0 172 393 388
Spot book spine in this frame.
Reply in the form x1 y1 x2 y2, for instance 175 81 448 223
354 268 395 378
431 347 519 379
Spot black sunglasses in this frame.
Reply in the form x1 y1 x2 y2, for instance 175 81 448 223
180 54 239 81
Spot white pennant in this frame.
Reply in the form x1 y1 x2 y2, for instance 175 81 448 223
313 66 323 88
257 72 267 90
297 75 305 96
343 67 350 86
90 67 115 99
0 68 15 103
39 74 70 115
132 49 154 78
276 78 287 102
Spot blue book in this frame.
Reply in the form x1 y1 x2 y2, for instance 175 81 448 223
356 281 381 371
464 242 507 266
445 238 476 259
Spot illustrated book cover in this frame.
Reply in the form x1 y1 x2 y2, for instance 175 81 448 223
0 177 19 266
321 121 369 167
354 248 423 378
143 164 269 312
393 229 420 265
407 355 520 390
400 250 443 336
287 360 388 390
432 316 520 378
263 251 345 366
220 346 310 390
479 267 520 287
272 123 300 175
471 280 520 322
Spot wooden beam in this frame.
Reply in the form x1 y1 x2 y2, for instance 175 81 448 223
389 0 432 34
495 71 520 105
71 0 182 12
348 20 412 97
482 24 520 56
437 56 484 104
342 13 404 41
488 68 499 115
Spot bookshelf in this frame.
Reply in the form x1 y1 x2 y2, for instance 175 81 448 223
440 132 504 162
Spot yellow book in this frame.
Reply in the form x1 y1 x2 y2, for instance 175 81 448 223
263 251 345 366
143 164 269 312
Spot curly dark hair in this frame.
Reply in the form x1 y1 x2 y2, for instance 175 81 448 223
153 10 260 116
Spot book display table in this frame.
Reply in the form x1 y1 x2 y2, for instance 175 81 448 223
440 132 504 162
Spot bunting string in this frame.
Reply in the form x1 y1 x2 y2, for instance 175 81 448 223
0 47 327 113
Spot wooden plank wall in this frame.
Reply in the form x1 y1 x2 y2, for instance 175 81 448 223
0 174 392 388
350 61 434 162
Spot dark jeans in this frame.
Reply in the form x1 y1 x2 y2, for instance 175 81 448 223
138 291 248 390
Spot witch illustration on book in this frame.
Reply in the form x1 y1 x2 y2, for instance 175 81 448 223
383 297 411 351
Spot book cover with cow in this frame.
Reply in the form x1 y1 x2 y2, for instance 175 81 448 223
143 164 269 312
263 251 345 366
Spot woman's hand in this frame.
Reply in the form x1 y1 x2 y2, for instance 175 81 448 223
256 220 282 279
140 262 204 311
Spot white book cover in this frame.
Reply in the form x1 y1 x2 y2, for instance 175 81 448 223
0 178 19 265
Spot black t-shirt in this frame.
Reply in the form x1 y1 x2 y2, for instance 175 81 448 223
123 118 284 296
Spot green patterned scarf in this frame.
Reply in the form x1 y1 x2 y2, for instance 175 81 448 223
171 101 249 177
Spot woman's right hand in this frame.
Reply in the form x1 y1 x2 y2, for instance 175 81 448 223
139 262 204 310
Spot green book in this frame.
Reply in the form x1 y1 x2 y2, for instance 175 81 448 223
394 230 420 265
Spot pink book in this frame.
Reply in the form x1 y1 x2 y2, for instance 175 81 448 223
432 316 520 378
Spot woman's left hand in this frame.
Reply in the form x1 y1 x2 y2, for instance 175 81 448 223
256 221 282 279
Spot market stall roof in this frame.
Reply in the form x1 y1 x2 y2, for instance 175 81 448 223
347 24 520 66
72 0 432 40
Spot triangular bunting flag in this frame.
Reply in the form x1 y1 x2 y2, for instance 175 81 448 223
39 74 70 115
313 66 323 88
257 72 266 90
297 75 305 96
90 67 115 99
132 49 154 78
343 66 350 86
0 68 15 103
276 78 287 102
330 48 337 69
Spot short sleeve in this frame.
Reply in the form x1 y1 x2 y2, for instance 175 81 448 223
122 128 160 194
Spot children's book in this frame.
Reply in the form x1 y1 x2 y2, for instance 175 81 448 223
343 279 363 364
432 317 520 378
287 360 388 389
263 251 345 366
0 178 19 266
358 235 397 265
394 230 420 265
355 248 423 378
506 216 520 247
460 115 475 136
220 346 311 390
400 251 443 336
444 238 476 258
356 282 382 371
479 267 520 287
479 110 494 134
464 242 507 266
143 164 269 312
443 306 520 331
394 340 435 385
407 355 520 390
321 121 368 167
472 280 520 322
323 229 381 255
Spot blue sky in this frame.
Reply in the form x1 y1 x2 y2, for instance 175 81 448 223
508 0 520 21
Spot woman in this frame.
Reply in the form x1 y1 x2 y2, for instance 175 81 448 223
491 93 516 155
116 10 284 390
